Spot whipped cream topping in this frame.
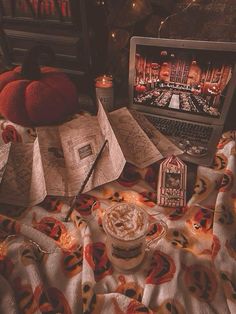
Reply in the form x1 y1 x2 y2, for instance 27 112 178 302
104 204 147 240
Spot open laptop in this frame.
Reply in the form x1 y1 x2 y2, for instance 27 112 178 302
129 37 236 166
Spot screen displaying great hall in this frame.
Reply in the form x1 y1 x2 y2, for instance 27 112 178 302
134 45 234 118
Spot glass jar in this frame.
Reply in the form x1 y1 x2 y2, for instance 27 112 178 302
95 75 114 112
103 203 167 271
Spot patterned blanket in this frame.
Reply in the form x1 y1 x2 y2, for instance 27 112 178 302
0 120 235 314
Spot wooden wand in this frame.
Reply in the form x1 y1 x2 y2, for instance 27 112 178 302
64 139 108 222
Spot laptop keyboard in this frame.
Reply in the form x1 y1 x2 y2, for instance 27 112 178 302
146 115 213 144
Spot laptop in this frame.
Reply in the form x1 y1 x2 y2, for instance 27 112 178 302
129 36 236 166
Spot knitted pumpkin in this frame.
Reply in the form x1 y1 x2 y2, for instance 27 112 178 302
0 45 78 126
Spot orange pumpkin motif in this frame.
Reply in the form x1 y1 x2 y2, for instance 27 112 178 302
84 242 113 282
168 229 189 249
220 272 236 303
164 206 188 221
153 299 185 314
187 205 214 234
0 255 14 278
211 235 221 260
32 214 74 250
217 137 231 149
226 235 236 260
34 285 72 314
139 191 157 207
193 177 208 196
62 246 83 277
219 170 234 192
74 194 99 216
146 221 166 243
116 275 143 302
32 215 66 241
1 123 22 143
82 282 105 314
144 165 159 189
146 250 176 285
20 244 38 266
117 163 141 187
213 153 227 171
127 299 153 314
217 204 234 225
183 264 217 302
0 215 21 234
13 277 37 314
0 46 78 126
19 242 45 266
40 196 64 213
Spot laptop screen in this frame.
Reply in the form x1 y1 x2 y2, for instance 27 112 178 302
129 38 236 124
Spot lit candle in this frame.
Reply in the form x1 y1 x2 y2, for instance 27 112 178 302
95 75 114 112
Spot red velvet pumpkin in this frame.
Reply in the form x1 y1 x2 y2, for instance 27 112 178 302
0 46 78 126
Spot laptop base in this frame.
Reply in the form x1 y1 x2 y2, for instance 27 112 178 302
144 113 223 167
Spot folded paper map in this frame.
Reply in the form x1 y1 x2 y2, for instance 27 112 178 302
0 101 182 206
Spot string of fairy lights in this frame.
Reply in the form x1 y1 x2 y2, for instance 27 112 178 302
157 0 197 38
95 0 198 42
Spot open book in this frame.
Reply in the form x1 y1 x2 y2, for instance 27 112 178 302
0 100 182 206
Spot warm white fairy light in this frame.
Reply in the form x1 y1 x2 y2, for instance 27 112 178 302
132 2 136 8
158 0 197 38
111 31 116 39
96 0 105 6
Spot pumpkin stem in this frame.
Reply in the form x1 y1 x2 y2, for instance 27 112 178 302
21 45 55 80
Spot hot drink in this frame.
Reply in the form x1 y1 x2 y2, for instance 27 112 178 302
103 203 149 271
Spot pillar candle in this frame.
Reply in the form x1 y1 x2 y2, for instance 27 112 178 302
95 75 114 112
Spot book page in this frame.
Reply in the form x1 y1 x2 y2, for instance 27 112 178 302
59 114 107 194
109 107 163 168
37 125 68 196
96 99 126 185
0 143 11 185
29 138 47 205
0 143 34 206
0 141 47 206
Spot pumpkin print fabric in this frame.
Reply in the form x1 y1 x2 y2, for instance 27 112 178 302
0 130 236 314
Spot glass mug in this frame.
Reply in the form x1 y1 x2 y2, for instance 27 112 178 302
103 203 167 271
